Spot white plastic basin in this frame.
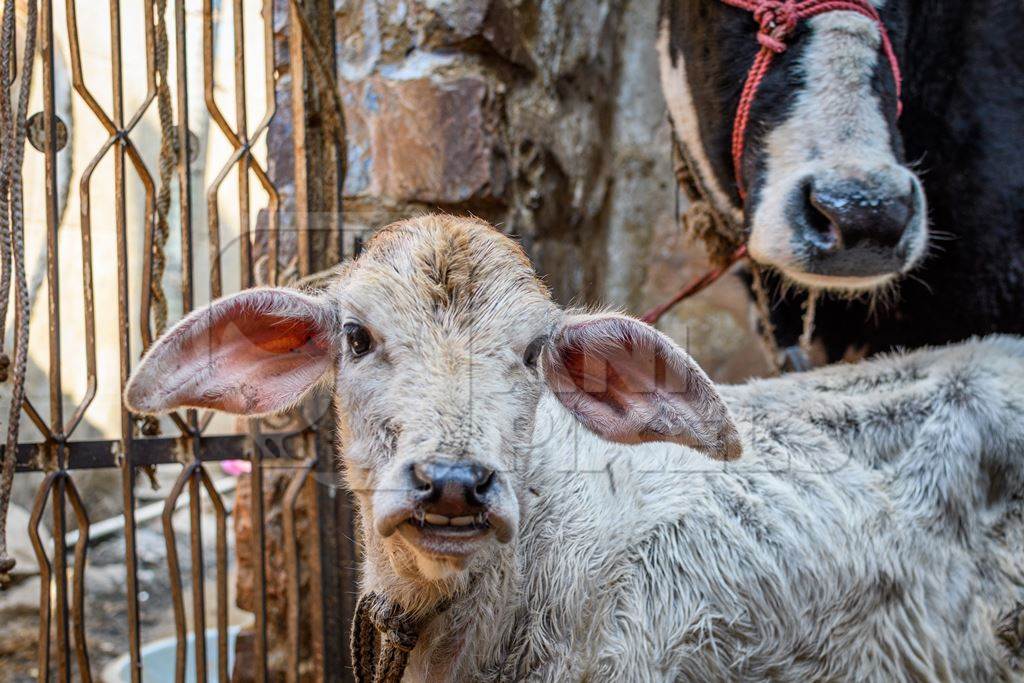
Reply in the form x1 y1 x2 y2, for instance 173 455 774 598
102 626 240 683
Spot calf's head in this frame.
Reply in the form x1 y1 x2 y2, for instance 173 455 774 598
125 216 740 595
659 0 926 292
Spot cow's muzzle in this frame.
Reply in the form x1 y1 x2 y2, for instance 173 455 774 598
782 173 927 286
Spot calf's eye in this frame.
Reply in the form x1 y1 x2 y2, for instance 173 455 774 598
344 322 373 357
523 336 546 369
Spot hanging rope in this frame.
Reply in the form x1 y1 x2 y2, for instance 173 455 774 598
671 133 745 267
748 262 784 370
0 0 39 583
640 135 749 326
799 288 819 358
150 0 175 340
0 18 11 385
137 0 177 441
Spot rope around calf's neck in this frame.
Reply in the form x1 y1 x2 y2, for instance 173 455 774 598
352 591 454 683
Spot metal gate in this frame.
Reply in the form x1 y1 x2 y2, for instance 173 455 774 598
0 0 354 680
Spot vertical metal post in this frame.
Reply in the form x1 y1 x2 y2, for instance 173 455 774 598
109 0 140 677
289 1 353 678
41 0 71 678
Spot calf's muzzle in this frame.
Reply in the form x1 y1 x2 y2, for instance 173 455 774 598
408 458 495 521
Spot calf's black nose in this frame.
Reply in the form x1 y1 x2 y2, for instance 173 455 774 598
802 180 916 253
410 459 495 516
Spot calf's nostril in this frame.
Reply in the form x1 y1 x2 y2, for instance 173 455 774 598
410 462 434 494
469 468 496 506
475 469 495 496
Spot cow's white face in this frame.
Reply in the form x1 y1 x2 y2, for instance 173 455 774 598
659 1 927 293
123 216 742 605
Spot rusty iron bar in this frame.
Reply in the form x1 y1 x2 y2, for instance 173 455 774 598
283 456 317 683
201 0 222 298
250 421 270 681
264 0 279 286
175 0 194 319
23 394 52 440
51 475 72 681
41 0 74 679
289 0 310 278
199 466 230 683
172 6 208 681
233 0 252 290
66 476 93 682
188 465 209 683
108 4 133 682
162 461 195 683
29 472 57 682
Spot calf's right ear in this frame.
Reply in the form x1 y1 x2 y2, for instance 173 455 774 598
544 313 742 460
124 288 334 416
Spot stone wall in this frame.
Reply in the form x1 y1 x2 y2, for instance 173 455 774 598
335 0 769 381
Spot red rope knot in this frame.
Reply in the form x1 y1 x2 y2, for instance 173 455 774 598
754 1 799 53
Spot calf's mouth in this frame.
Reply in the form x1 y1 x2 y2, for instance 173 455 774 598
378 504 516 559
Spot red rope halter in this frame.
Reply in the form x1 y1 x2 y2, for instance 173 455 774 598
721 0 903 200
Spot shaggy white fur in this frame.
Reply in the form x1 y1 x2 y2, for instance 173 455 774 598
405 336 1024 681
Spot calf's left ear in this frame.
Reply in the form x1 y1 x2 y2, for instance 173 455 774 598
544 313 742 460
125 288 334 416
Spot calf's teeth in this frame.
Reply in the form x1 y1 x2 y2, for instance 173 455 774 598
450 516 476 526
424 513 450 526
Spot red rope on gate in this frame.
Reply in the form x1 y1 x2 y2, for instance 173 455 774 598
721 0 903 200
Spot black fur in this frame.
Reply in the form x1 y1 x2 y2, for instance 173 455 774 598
661 0 1024 361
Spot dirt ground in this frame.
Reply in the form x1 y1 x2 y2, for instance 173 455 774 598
0 473 247 683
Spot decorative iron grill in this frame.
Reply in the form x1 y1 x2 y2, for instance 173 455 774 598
0 0 355 681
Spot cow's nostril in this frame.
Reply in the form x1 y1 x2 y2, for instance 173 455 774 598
803 183 841 251
805 180 914 252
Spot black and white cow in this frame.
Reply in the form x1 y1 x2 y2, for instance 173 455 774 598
658 0 1024 362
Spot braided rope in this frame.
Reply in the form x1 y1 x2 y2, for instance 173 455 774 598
0 0 15 383
352 592 420 683
137 0 177 440
352 591 454 683
150 0 175 340
0 0 39 582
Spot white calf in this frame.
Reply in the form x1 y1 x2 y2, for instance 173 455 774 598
126 215 1024 681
